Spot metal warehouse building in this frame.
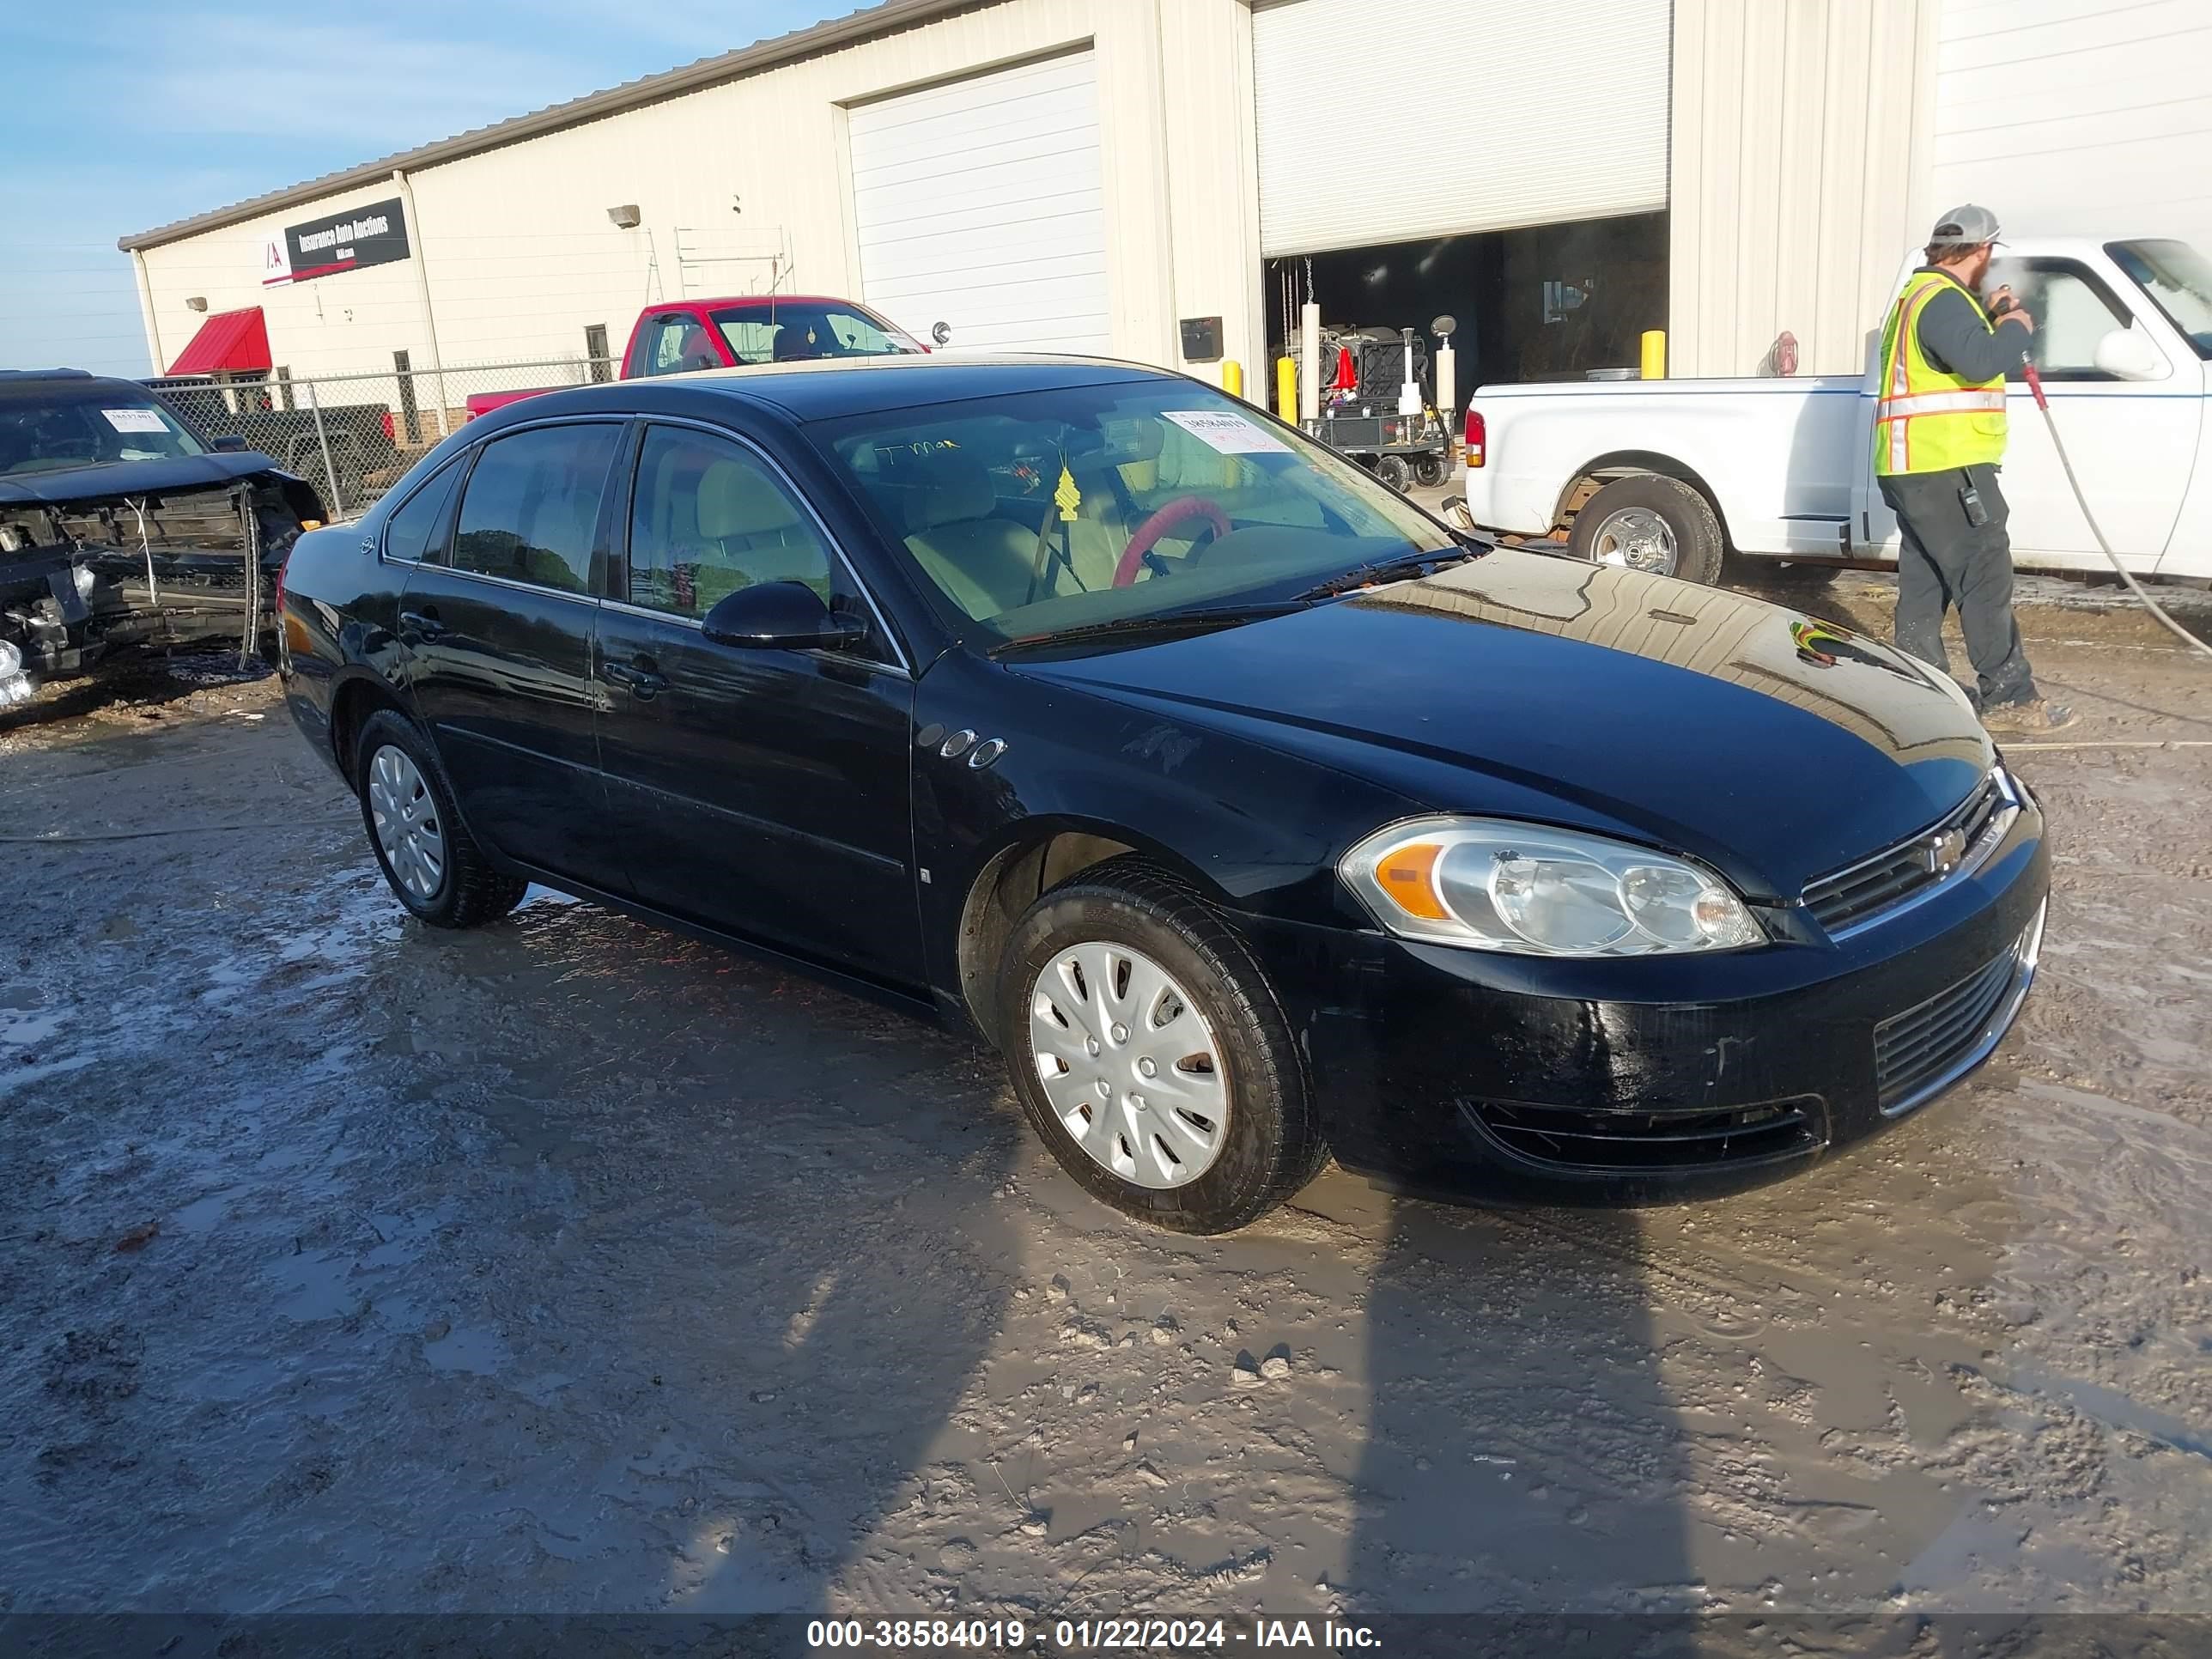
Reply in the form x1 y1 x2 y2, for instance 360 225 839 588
122 0 2212 421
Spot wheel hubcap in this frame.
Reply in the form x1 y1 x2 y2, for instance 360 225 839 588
366 744 446 902
1589 506 1677 575
1028 943 1229 1190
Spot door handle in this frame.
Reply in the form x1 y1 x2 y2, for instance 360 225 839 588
398 606 444 641
601 659 669 699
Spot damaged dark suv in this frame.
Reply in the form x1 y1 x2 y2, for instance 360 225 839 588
0 369 325 705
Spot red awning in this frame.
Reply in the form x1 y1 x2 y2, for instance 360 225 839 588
167 307 271 376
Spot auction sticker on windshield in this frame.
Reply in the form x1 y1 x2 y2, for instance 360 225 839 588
1163 410 1291 455
101 409 169 433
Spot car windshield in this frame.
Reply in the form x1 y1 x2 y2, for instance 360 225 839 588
0 393 209 477
2107 240 2212 360
816 381 1456 642
713 302 924 366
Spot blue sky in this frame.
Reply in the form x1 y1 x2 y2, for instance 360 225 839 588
0 1 846 378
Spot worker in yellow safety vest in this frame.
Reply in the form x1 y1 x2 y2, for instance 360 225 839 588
1874 204 2075 733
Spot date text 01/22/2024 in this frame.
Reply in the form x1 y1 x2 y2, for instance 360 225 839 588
804 1618 1383 1650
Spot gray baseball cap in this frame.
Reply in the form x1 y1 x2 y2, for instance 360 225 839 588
1930 204 2002 246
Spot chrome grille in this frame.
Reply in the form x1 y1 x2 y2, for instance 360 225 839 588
1874 935 2024 1113
1804 774 2008 934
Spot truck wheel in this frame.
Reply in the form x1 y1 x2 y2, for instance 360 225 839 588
1413 454 1447 489
1375 454 1412 492
1569 475 1724 586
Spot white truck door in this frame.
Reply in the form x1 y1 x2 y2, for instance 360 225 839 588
1990 254 2200 572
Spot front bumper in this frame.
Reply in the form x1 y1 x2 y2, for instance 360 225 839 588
1245 787 2051 1203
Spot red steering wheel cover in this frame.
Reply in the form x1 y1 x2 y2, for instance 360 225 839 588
1110 496 1234 588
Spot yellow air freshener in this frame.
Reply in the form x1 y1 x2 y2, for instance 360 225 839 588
1054 463 1081 523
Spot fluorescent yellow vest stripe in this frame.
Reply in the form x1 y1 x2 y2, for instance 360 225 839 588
1874 270 2009 475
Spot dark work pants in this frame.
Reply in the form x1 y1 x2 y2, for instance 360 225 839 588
1879 461 2037 710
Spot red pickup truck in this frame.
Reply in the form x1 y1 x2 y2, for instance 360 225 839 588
465 295 930 420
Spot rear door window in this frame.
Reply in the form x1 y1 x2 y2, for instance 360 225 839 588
382 459 464 563
451 424 621 594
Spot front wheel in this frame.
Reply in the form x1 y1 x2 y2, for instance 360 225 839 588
1568 474 1725 586
997 858 1327 1233
355 708 526 928
1374 453 1412 492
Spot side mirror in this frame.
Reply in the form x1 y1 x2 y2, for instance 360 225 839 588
2094 325 2168 382
210 434 247 453
700 580 867 651
931 321 952 346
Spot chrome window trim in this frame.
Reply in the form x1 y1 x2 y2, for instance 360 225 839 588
377 413 626 572
421 562 605 607
622 414 913 676
1820 769 2021 943
374 410 914 674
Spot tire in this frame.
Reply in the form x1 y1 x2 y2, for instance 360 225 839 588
354 708 526 928
1374 453 1413 493
996 856 1327 1233
1413 454 1447 489
1568 473 1725 586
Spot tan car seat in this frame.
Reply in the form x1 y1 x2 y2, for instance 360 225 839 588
691 457 830 604
897 453 1037 619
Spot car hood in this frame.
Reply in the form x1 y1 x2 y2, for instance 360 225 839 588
0 451 285 508
1017 550 1994 898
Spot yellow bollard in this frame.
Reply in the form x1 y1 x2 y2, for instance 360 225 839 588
1221 360 1244 399
1275 356 1298 422
1639 330 1667 380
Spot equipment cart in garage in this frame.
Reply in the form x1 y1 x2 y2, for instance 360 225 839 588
1300 408 1451 493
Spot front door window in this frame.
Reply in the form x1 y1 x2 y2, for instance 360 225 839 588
626 426 836 616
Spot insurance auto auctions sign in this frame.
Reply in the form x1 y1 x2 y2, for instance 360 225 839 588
260 196 410 286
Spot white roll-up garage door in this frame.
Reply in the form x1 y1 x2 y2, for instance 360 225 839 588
847 51 1111 354
1253 0 1672 256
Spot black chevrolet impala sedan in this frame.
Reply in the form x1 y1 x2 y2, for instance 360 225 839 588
276 357 2048 1231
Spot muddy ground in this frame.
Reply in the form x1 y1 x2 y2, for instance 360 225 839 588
2 589 2209 1643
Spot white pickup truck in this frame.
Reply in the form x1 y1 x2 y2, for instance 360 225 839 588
1461 236 2212 586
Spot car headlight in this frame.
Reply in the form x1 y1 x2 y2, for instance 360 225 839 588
1340 816 1765 957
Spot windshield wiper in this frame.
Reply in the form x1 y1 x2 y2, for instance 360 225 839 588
1292 546 1481 602
989 602 1305 658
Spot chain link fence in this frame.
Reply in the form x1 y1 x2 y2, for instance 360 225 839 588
146 356 616 521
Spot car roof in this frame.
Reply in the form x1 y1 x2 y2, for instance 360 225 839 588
678 295 874 310
657 353 1168 422
0 368 160 403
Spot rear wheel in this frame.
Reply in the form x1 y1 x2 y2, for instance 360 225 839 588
1374 453 1413 492
1413 453 1448 489
355 708 526 928
997 857 1326 1233
1568 474 1725 586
